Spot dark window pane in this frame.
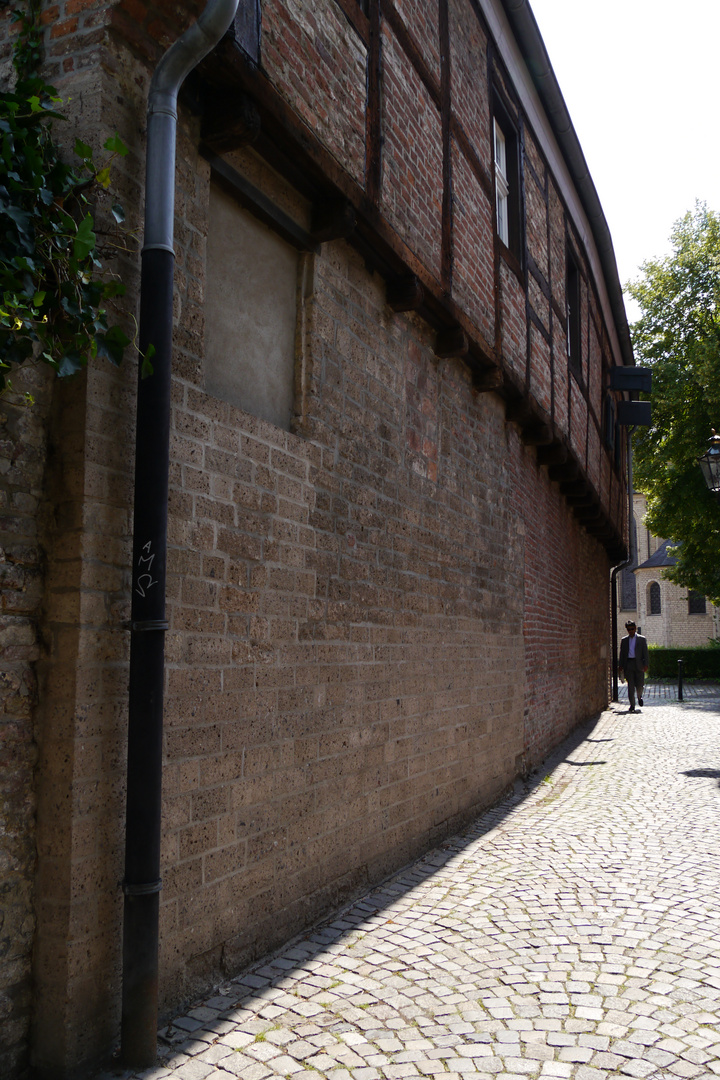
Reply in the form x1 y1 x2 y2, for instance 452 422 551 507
688 590 706 614
567 252 581 376
649 581 661 615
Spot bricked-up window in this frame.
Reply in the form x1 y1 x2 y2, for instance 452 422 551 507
492 100 521 259
566 249 581 377
648 581 661 615
688 590 707 614
205 181 298 430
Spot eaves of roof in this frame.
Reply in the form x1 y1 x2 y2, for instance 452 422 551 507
498 0 634 368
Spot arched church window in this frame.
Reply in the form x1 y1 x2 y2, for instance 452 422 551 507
648 581 661 615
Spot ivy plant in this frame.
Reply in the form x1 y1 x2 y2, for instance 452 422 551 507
0 1 134 392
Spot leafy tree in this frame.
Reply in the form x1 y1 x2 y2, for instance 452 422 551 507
628 203 720 606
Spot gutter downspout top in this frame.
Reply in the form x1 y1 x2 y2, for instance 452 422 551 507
143 0 240 254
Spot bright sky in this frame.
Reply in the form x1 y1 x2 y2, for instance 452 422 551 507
528 0 720 319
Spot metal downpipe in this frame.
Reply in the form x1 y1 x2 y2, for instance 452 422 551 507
610 428 636 702
121 0 239 1067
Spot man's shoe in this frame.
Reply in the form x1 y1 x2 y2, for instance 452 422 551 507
629 706 636 713
638 697 644 706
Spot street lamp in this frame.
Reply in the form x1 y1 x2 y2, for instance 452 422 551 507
698 429 720 500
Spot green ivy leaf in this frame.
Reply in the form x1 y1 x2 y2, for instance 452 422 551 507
74 138 93 160
0 200 33 238
57 351 84 377
73 213 96 262
103 133 128 157
141 342 156 379
95 324 130 366
104 280 126 298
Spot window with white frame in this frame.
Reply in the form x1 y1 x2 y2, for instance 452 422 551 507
492 100 521 259
493 119 510 248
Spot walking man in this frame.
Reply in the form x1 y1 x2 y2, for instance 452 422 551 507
619 619 649 713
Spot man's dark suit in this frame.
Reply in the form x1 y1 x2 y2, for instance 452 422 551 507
619 632 649 709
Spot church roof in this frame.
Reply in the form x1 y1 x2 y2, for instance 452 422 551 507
637 539 677 569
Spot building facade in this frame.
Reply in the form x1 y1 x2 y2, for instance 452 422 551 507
619 493 718 647
0 1 633 1076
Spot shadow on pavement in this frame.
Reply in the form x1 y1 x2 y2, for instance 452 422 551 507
147 711 610 1063
145 697 720 1073
681 768 720 785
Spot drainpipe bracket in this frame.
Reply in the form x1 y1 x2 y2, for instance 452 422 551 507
131 620 169 632
142 244 176 256
123 879 163 896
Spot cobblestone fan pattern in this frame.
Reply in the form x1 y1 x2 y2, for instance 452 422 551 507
101 696 720 1080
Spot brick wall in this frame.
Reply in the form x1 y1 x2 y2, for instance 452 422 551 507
158 229 530 1006
261 0 367 184
381 27 444 280
0 0 630 1075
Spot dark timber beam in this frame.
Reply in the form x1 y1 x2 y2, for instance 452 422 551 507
559 478 588 496
548 460 580 483
536 442 568 467
505 395 535 426
201 93 260 153
201 148 318 253
521 424 553 446
435 326 469 359
311 199 357 243
574 504 603 524
472 365 504 393
386 275 424 312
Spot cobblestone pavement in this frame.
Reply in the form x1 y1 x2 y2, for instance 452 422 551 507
102 694 720 1080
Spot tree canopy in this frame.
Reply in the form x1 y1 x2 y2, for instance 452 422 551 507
628 203 720 607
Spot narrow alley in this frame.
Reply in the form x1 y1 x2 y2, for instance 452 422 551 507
102 695 720 1080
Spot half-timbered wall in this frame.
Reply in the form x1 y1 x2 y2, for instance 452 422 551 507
0 1 630 1076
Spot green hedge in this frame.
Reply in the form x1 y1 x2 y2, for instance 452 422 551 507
647 646 720 678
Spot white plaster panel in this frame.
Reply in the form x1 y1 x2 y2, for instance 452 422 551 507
205 183 298 430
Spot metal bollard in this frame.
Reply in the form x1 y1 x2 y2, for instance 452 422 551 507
678 658 684 702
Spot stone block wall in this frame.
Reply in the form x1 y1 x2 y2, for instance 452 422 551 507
158 228 531 1007
0 365 52 1080
0 0 631 1075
